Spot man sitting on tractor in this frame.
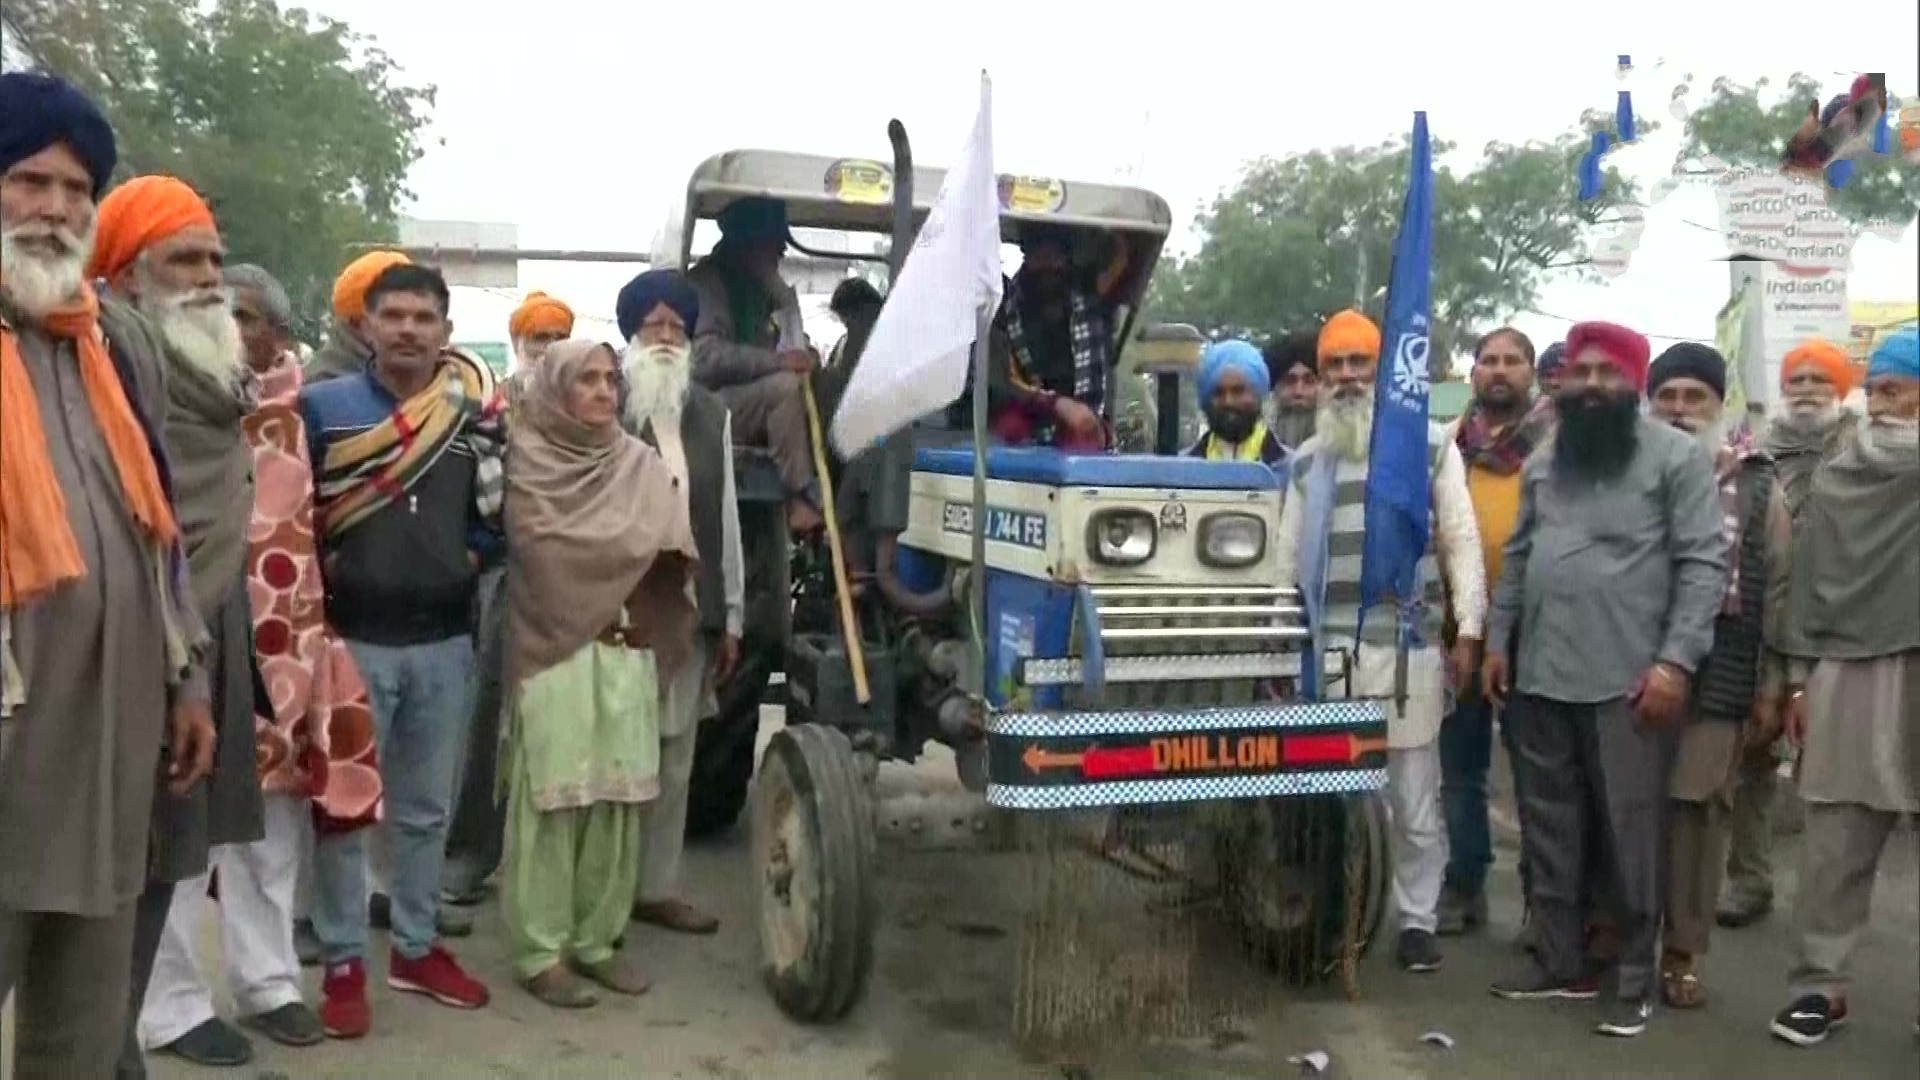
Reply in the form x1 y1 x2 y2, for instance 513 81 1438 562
685 197 823 534
978 223 1125 451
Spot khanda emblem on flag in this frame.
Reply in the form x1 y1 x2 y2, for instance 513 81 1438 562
1388 318 1431 408
1577 54 1638 201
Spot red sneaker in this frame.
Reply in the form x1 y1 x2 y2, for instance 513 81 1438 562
388 945 490 1008
319 959 372 1039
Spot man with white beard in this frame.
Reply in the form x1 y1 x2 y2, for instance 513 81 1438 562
1273 309 1485 977
0 75 217 1079
86 174 269 1076
613 269 744 936
508 290 574 371
1717 337 1857 931
1642 343 1792 1012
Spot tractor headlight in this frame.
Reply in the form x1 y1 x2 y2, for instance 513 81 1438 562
1199 512 1266 568
1088 509 1156 566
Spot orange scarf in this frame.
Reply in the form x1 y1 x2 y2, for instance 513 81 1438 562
0 285 179 608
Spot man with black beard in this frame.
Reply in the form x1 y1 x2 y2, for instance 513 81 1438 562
1483 320 1726 1038
1186 339 1288 467
1263 328 1321 451
1717 336 1856 931
1642 343 1792 1012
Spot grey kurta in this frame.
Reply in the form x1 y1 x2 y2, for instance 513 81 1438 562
1488 418 1728 703
0 324 174 916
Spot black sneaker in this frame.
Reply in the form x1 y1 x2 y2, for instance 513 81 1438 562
1396 928 1442 974
1595 997 1652 1037
1771 994 1849 1047
162 1017 255 1066
244 1002 326 1048
1491 962 1600 1001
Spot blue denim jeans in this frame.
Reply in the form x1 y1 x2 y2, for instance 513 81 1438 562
1439 688 1498 895
313 636 475 963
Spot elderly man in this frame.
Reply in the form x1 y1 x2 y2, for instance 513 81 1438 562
508 290 573 370
1767 326 1920 1048
685 197 821 534
305 249 411 384
85 175 269 1078
1263 328 1322 451
300 263 505 1034
1640 343 1791 1011
1274 309 1484 976
0 74 216 1079
1718 336 1859 930
977 224 1124 451
1437 327 1552 937
1483 321 1726 1038
614 269 745 936
1186 339 1288 466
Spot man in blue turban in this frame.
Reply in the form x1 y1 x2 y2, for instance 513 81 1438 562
682 197 822 535
0 72 119 199
1766 323 1920 1048
614 269 743 937
1186 339 1287 467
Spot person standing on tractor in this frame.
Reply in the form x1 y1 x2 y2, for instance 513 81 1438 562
977 223 1126 450
614 269 744 938
1187 339 1287 467
684 197 823 535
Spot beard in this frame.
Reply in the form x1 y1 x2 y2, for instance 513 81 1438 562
1552 388 1641 481
1663 411 1727 457
1 221 94 316
513 340 546 370
1205 405 1260 446
140 284 243 385
1268 400 1317 449
622 338 691 429
1776 400 1839 434
1315 388 1373 461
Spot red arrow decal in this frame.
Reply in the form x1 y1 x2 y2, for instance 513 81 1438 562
1080 744 1157 779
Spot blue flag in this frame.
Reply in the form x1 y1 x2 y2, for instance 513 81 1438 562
1359 112 1434 637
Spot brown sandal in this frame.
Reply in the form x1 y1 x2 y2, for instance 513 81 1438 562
1661 965 1706 1009
523 965 599 1009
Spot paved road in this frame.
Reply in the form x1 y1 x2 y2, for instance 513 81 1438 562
147 712 1918 1080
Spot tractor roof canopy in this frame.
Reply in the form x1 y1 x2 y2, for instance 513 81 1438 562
680 148 1173 309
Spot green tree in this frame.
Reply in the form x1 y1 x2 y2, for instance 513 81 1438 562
11 0 435 340
1145 113 1644 373
1677 73 1919 227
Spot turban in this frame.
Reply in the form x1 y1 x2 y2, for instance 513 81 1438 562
508 291 574 340
1781 337 1859 396
1537 341 1568 377
1197 339 1270 402
616 269 701 341
716 197 790 246
0 73 118 199
1866 324 1919 382
1564 320 1652 391
1262 329 1320 380
1647 342 1726 400
86 175 217 283
1317 309 1381 363
332 250 411 322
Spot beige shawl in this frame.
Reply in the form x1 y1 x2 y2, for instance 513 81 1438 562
504 340 700 690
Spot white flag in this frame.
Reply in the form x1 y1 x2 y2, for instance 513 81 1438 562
831 72 1004 457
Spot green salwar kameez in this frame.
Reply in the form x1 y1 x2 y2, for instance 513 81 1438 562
502 638 662 981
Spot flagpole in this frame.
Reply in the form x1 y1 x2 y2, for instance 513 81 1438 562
969 306 991 691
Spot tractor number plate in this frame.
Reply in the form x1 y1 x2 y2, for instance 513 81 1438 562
984 701 1389 811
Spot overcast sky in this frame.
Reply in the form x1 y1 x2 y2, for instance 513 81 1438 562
308 0 1919 349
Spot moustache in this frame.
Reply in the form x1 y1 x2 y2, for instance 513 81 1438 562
4 223 89 256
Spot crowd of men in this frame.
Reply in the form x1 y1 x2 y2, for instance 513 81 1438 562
1 69 1915 1079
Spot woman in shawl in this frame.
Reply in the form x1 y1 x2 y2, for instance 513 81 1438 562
500 339 700 1008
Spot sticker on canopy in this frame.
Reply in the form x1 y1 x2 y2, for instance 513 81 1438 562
824 159 894 206
998 175 1066 214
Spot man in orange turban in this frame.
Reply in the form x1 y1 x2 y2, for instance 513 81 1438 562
92 176 272 1073
0 73 214 1080
306 250 411 384
1716 335 1859 933
507 291 573 370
